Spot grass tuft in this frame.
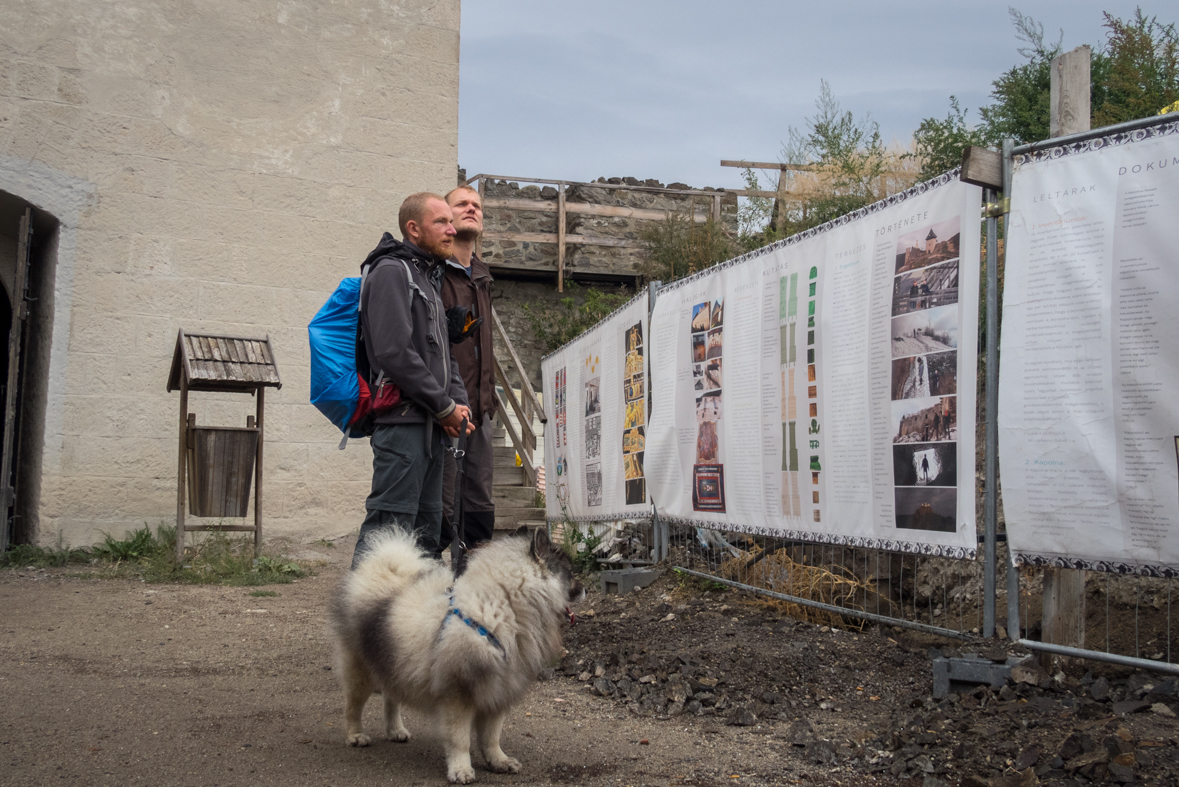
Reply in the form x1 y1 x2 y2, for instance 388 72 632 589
2 524 310 586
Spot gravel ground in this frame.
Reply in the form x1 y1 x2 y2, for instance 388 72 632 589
1 542 1176 787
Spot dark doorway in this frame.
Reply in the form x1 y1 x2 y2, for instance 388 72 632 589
0 191 57 550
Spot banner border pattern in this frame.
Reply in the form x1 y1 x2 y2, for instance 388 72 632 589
547 511 653 525
655 169 963 296
1013 118 1179 169
1012 551 1178 578
656 513 977 560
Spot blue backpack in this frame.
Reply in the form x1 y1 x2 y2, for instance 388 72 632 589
308 259 420 448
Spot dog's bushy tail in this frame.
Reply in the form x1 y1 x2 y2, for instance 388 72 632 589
341 529 432 610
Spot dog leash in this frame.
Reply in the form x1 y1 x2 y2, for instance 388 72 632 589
443 586 506 658
447 416 469 572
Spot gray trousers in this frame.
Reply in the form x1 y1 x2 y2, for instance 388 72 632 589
352 422 444 569
442 414 496 516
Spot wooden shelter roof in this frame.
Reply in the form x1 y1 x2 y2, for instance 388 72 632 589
167 330 282 393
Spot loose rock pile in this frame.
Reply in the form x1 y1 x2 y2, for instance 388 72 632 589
560 572 1179 786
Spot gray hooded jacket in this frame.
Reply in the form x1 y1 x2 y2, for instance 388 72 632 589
359 233 468 428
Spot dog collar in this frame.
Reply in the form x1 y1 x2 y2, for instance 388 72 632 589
445 588 506 658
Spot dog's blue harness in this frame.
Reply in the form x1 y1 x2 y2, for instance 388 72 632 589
444 587 507 658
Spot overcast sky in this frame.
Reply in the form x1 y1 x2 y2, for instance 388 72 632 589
458 1 1161 190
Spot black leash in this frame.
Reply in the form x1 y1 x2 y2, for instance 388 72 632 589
449 416 469 571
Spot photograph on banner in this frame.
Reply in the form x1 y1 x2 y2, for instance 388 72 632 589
999 118 1179 575
623 320 647 506
892 260 960 316
690 295 726 512
892 351 956 400
540 294 653 523
645 173 980 557
890 304 959 358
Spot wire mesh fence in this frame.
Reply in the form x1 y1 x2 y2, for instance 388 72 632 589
551 519 1179 676
1010 565 1178 673
666 523 986 638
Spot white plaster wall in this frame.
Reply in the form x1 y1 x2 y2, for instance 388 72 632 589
0 0 461 546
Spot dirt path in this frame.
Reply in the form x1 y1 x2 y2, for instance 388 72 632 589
2 543 1177 786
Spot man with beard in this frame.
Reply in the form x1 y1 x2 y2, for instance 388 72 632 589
438 186 498 561
351 192 475 569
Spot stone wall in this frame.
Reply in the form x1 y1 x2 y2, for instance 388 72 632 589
479 176 735 397
480 177 738 281
0 0 460 547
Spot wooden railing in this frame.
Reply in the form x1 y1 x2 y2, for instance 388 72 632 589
491 306 545 488
463 173 728 291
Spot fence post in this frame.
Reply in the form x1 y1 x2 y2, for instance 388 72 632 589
1041 44 1091 666
983 184 1000 639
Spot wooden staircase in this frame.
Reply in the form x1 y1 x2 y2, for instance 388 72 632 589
491 431 546 532
488 307 546 534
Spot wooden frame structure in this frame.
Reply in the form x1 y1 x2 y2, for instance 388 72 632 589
490 306 545 487
460 173 729 292
167 330 281 562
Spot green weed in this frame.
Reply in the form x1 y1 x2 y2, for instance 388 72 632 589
3 523 309 586
561 524 603 575
0 542 89 568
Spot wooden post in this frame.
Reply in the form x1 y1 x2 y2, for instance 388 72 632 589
175 391 189 564
557 183 566 293
0 208 30 552
775 169 789 235
1041 43 1091 667
253 388 264 557
1050 45 1091 139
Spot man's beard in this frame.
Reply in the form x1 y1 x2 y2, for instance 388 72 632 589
453 226 480 243
418 236 453 259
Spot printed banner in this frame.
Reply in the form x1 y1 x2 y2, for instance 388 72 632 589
999 118 1179 576
542 294 652 522
646 174 981 557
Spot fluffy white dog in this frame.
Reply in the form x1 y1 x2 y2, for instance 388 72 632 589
329 527 583 783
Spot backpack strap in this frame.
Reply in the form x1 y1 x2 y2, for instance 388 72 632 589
346 257 437 451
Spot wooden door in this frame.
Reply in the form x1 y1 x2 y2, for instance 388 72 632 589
0 207 31 552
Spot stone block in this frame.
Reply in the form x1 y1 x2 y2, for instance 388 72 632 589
172 238 239 281
195 280 280 324
85 154 172 199
932 654 1031 699
599 568 660 595
12 61 59 101
60 434 173 478
67 310 139 355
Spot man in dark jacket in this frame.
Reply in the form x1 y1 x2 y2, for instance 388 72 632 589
438 185 498 557
351 192 474 568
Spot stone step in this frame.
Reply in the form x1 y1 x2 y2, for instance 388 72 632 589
492 466 525 486
494 506 546 528
492 520 546 536
493 485 537 505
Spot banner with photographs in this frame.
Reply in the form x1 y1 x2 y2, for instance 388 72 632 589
999 119 1179 576
542 294 653 523
646 173 980 557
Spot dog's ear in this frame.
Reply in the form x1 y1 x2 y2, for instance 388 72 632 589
529 527 552 561
512 525 529 538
